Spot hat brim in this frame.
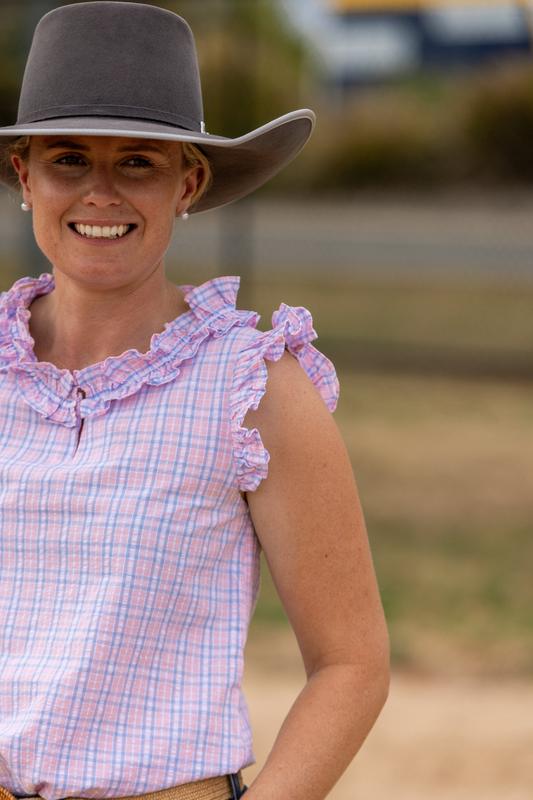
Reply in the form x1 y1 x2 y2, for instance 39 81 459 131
0 109 315 213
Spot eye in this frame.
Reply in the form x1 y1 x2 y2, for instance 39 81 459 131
123 156 153 168
54 153 86 166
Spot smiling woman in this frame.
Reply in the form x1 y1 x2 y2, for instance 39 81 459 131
11 135 202 306
0 4 388 800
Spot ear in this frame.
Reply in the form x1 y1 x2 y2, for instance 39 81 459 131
176 164 203 217
11 154 32 207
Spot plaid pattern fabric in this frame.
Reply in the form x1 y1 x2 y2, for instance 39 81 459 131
0 275 338 800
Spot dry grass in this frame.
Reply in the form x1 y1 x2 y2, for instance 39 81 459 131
253 370 533 676
249 277 533 360
337 371 533 526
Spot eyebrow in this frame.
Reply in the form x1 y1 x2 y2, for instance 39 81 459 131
43 139 168 154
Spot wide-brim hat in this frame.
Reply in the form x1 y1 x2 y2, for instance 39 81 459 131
0 1 315 214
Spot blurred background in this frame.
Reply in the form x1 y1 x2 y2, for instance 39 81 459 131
1 1 533 797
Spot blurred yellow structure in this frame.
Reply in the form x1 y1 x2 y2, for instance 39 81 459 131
329 0 527 9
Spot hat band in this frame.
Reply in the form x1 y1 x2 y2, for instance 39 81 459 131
16 103 203 132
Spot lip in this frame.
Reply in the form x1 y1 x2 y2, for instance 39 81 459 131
68 220 137 226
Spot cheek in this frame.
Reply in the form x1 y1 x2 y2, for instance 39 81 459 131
32 195 67 236
29 174 73 225
139 189 180 232
28 187 69 255
31 212 62 261
149 214 177 257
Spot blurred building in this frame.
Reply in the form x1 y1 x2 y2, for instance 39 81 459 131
280 0 532 85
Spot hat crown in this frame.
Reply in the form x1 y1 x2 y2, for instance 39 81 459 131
17 1 204 132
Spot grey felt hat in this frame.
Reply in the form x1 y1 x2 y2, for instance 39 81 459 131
0 1 315 213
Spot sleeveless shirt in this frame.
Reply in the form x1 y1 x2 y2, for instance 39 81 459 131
0 273 339 800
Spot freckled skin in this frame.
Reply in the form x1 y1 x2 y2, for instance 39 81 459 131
11 135 200 294
242 353 390 800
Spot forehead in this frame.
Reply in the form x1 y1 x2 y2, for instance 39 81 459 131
32 135 181 156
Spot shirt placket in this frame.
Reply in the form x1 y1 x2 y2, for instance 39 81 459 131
73 384 87 454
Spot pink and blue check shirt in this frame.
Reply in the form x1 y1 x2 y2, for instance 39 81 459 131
0 273 338 800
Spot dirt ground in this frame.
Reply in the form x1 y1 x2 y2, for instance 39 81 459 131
242 630 533 800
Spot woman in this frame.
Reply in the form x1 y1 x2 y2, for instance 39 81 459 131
0 4 389 800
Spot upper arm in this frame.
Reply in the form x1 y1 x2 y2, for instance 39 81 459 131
244 352 389 678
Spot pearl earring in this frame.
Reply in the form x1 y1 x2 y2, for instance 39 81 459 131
180 211 189 221
21 201 31 212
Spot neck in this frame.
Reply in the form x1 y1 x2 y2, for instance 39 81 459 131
29 269 189 371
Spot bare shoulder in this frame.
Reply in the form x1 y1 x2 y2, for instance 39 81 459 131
244 350 344 459
244 349 358 551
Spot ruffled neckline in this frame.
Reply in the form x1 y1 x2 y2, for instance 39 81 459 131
0 273 258 427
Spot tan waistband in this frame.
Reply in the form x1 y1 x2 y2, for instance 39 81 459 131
0 774 243 800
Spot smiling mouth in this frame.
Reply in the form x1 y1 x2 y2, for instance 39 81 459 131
69 223 137 239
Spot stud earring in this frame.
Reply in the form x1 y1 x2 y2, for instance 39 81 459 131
180 211 189 221
21 201 31 212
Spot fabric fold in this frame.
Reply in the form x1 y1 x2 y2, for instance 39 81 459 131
231 303 339 492
0 273 337 442
0 273 257 427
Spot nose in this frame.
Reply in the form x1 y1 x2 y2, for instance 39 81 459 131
81 163 122 207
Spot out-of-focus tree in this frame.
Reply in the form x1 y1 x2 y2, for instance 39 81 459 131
0 6 29 126
179 0 313 136
463 62 533 182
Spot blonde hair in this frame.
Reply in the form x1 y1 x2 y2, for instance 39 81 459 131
4 135 213 209
4 135 30 170
181 141 212 209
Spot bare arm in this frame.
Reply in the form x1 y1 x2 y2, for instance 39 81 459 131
243 353 389 800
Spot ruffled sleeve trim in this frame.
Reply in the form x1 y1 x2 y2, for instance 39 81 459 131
231 303 339 493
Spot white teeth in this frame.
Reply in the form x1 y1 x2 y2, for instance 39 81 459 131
74 223 131 239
